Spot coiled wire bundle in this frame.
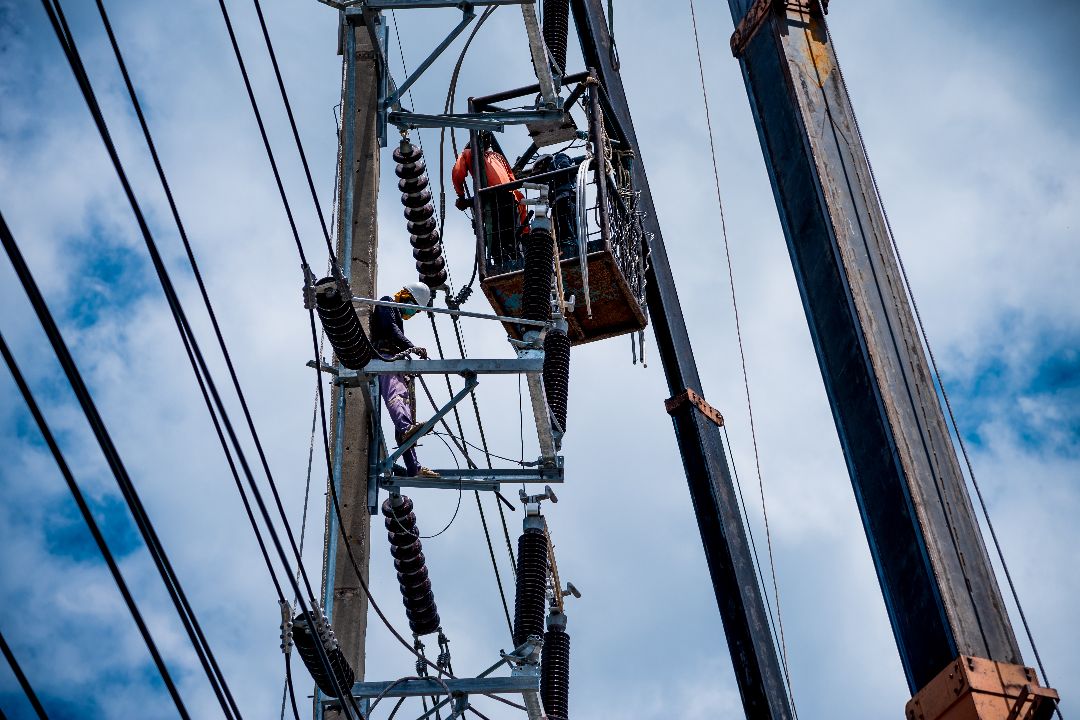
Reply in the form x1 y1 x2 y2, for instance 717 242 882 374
292 612 355 698
395 140 448 289
314 276 375 369
541 617 570 720
383 496 441 637
513 526 550 646
543 328 570 432
521 228 555 324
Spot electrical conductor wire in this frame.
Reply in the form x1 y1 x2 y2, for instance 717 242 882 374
29 4 246 715
688 1 798 714
0 624 50 719
46 0 356 712
0 331 187 719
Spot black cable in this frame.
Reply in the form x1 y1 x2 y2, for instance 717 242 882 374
0 331 188 718
92 0 286 606
39 0 353 711
3 203 221 720
247 0 338 264
95 0 362 711
449 316 518 575
431 432 526 467
415 349 515 640
208 0 496 690
0 626 50 719
12 15 243 714
214 0 315 272
285 654 302 720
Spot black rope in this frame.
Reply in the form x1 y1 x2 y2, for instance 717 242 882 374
0 331 187 718
0 626 50 719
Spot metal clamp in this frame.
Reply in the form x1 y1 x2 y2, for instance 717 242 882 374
665 387 725 429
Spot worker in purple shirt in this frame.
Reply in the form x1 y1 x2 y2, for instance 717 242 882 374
372 282 439 478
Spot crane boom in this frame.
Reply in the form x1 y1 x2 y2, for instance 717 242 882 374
722 0 1059 717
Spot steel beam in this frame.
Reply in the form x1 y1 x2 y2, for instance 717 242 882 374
570 2 793 718
362 358 544 375
724 0 1020 694
347 675 538 699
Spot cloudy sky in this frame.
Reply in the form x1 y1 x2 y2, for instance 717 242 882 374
1 1 1077 718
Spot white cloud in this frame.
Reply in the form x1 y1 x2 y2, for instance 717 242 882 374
0 0 1076 718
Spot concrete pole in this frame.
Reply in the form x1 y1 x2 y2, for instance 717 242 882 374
322 16 380 715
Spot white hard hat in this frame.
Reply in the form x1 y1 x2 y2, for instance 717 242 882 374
403 282 432 308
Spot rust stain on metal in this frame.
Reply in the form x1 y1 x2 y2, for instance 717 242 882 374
665 388 726 428
802 17 834 87
905 655 1059 720
481 250 647 346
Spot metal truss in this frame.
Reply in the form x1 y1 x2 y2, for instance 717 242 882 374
330 0 560 145
322 638 546 720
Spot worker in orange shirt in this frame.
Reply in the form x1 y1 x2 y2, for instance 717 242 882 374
452 133 529 271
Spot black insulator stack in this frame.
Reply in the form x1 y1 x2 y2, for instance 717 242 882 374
542 0 570 74
541 626 570 720
314 276 375 369
543 329 570 432
292 614 355 698
521 229 555 323
395 141 448 289
513 527 550 647
382 496 441 637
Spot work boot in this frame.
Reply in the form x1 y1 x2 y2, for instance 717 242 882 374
414 467 440 479
399 422 426 445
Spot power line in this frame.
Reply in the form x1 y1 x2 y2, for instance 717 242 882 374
92 0 287 605
687 1 798 715
0 331 187 718
0 626 50 719
40 0 355 711
3 203 212 720
247 0 339 263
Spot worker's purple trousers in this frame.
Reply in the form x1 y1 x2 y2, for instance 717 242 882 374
380 373 420 476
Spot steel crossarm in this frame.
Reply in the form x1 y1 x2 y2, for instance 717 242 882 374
363 358 544 376
376 373 478 474
378 464 564 492
388 109 565 132
352 295 552 328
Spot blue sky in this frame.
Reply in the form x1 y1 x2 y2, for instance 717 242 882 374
1 1 1078 718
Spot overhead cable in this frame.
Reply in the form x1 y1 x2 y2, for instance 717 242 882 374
0 330 187 718
0 625 50 719
687 1 798 715
3 199 222 720
92 0 287 604
40 0 354 711
248 0 339 262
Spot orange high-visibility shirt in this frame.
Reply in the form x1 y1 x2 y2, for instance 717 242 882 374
452 148 527 225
